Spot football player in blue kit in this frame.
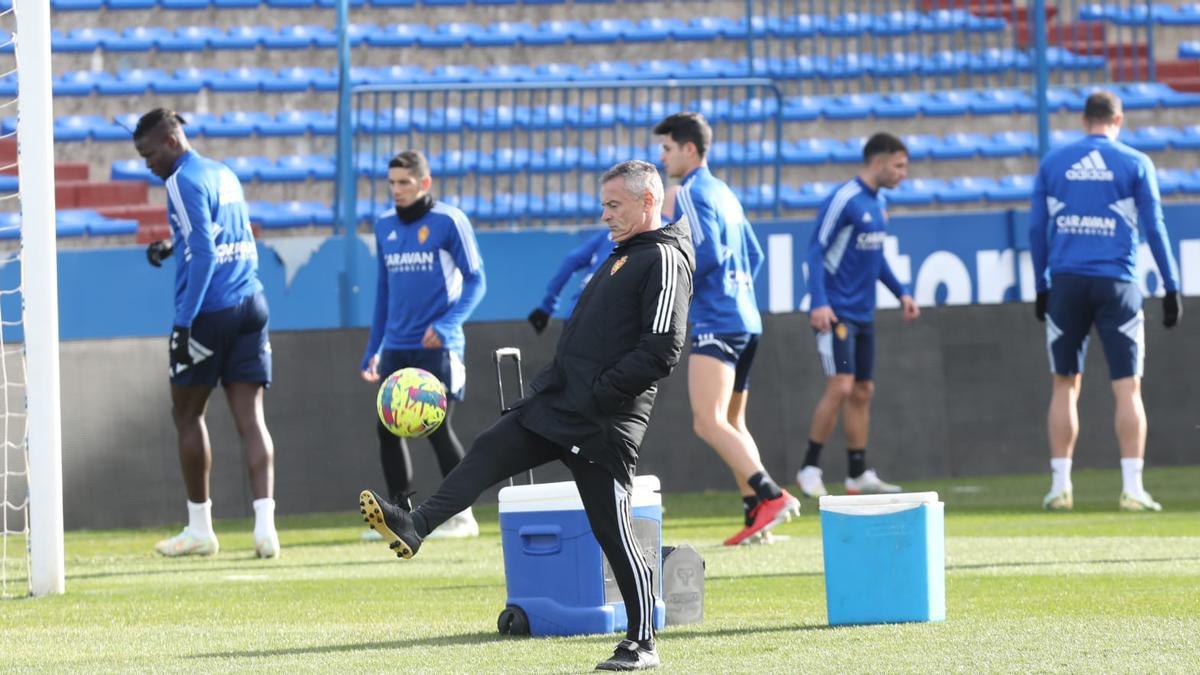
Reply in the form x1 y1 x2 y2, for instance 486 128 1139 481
797 133 920 499
527 228 613 334
360 150 486 538
1030 91 1182 512
655 112 799 546
137 108 279 559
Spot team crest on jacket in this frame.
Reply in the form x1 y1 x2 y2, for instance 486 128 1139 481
610 255 628 275
418 225 430 245
835 323 849 340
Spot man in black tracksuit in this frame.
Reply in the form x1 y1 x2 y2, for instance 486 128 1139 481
360 160 694 672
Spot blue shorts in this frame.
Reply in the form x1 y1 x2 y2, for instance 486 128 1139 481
1046 273 1144 380
171 291 272 388
378 348 466 401
814 319 874 381
690 332 759 392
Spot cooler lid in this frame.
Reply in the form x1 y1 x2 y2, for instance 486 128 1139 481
498 475 661 513
819 491 940 515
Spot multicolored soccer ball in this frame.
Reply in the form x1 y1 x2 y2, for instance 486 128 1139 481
376 367 448 438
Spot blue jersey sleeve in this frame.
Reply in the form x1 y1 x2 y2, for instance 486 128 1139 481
1029 166 1051 293
538 230 607 315
745 221 764 279
431 212 487 341
361 229 388 370
806 197 841 310
677 186 721 280
1135 156 1180 293
878 257 907 299
169 174 217 327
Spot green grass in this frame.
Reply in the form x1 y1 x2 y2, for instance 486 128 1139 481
2 467 1199 673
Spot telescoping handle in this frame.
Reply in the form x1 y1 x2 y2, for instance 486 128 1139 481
493 347 534 486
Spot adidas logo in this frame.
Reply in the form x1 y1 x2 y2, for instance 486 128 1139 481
1065 150 1114 181
387 230 398 241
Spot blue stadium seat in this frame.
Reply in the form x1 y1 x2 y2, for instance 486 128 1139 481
931 132 985 159
54 115 97 142
824 94 877 120
178 112 221 136
91 115 134 141
919 90 970 117
919 50 969 77
53 71 106 96
1109 82 1166 109
875 53 924 77
475 22 536 47
418 23 479 49
518 21 567 46
161 0 215 9
111 27 161 52
202 111 262 138
52 0 104 10
781 96 823 122
211 26 272 50
638 59 687 79
529 146 594 173
898 134 938 160
432 150 481 177
874 92 923 118
173 67 222 93
366 24 420 48
1180 41 1200 58
257 201 321 229
678 16 739 40
262 67 320 93
885 178 943 206
579 61 637 81
968 89 1034 114
1123 126 1180 152
984 131 1036 157
781 138 837 165
685 58 745 79
986 175 1035 201
1155 168 1186 195
87 215 139 237
539 20 588 44
1162 4 1200 25
214 0 262 7
364 65 424 85
421 107 476 132
222 156 273 182
55 27 114 52
356 108 416 134
54 210 92 238
266 0 315 8
1173 124 1200 149
472 105 529 131
107 0 156 11
154 69 206 94
483 64 537 82
576 19 632 44
939 177 994 203
262 155 333 182
95 69 162 96
522 104 580 130
161 26 220 52
781 181 837 209
1050 129 1085 147
476 148 532 175
0 212 18 240
267 110 330 136
211 67 272 92
265 25 337 49
534 62 584 81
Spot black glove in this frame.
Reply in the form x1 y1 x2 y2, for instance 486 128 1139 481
1163 291 1181 328
1035 291 1048 323
527 308 550 334
169 325 192 369
146 239 174 267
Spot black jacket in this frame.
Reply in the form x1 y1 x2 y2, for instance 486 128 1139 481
518 219 695 486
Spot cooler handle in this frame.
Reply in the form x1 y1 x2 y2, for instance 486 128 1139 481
518 524 562 555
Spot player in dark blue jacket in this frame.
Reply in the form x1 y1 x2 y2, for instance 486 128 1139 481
136 108 278 559
655 112 798 546
526 228 613 333
360 150 486 538
1029 91 1182 513
797 133 920 500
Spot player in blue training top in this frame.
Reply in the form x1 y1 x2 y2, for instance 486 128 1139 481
526 228 613 334
360 150 486 539
136 108 279 559
797 132 920 500
655 112 798 546
1030 90 1182 513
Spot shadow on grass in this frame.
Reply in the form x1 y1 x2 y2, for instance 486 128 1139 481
190 631 514 659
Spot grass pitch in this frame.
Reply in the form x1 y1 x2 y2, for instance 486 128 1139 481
2 467 1198 673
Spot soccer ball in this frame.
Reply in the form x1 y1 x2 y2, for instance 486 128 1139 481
376 367 448 438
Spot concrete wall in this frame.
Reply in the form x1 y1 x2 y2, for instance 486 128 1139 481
63 302 1197 530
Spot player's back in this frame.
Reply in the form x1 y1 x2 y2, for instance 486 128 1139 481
677 167 762 335
168 151 261 318
1036 135 1154 282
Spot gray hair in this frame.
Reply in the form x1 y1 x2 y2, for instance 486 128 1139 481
600 160 663 209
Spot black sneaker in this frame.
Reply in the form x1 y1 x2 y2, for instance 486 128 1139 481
595 639 659 671
358 489 423 559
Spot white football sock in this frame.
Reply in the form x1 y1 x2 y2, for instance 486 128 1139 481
1120 458 1145 497
187 499 214 538
1050 458 1073 494
253 498 277 539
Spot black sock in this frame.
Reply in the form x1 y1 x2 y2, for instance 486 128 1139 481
411 509 430 538
748 472 783 501
803 439 823 468
742 495 759 527
848 449 866 479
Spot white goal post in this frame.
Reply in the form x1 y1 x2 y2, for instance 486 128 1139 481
16 0 64 597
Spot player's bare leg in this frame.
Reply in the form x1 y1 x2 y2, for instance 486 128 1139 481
689 354 759 494
1044 374 1081 510
158 383 220 556
226 381 280 557
842 380 874 449
1112 376 1159 511
808 374 854 445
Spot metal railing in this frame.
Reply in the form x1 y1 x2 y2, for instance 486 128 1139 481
347 79 785 228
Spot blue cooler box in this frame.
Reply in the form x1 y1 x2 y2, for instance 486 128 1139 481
819 492 945 626
497 475 667 637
